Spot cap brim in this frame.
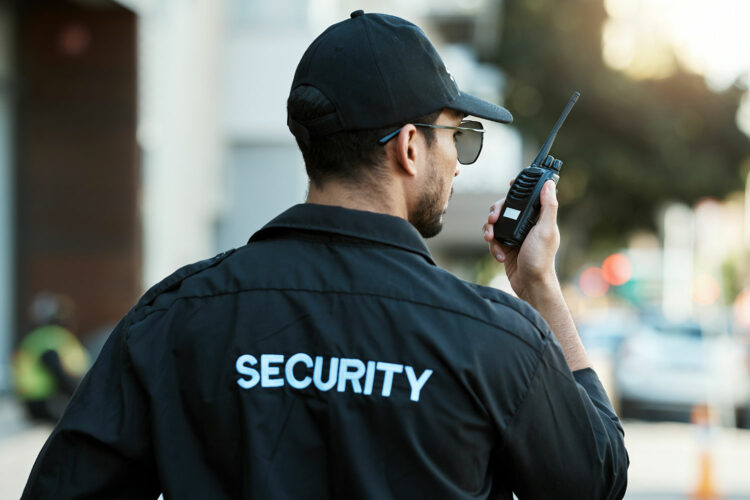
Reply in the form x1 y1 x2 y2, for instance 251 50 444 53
448 91 513 124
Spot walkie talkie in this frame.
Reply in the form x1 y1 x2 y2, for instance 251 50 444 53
493 91 580 247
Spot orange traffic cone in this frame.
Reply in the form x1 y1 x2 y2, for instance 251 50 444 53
692 450 720 499
691 405 721 499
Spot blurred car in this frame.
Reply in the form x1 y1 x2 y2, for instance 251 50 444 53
578 309 636 406
615 320 750 427
578 307 636 356
579 322 628 357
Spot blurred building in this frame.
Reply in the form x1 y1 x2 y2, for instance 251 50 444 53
0 0 140 392
0 0 521 391
129 0 522 276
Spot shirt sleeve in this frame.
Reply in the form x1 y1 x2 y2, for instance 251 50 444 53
22 318 161 499
501 340 629 499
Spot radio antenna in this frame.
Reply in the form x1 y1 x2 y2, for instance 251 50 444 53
531 91 580 167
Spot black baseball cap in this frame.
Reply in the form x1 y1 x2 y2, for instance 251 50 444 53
288 10 512 144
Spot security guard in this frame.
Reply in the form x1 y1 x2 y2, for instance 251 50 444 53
24 11 628 499
13 292 89 422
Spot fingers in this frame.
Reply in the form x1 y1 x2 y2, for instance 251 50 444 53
535 180 560 246
489 241 506 262
485 197 506 243
483 220 510 262
538 180 558 226
488 197 505 224
481 223 506 261
482 178 516 262
484 212 507 262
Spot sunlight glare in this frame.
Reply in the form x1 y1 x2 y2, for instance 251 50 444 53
602 0 750 89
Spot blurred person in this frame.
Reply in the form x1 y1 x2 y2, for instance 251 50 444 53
12 292 90 423
23 11 628 499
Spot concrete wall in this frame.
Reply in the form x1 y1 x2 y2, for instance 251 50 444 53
134 0 225 287
218 2 311 246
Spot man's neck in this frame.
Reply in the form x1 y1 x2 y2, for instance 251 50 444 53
306 180 407 220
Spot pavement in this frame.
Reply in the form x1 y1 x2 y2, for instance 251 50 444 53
1 397 749 499
622 419 750 499
0 397 52 498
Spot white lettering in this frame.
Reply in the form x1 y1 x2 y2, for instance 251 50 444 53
286 353 313 389
261 354 285 388
235 353 432 402
236 354 260 389
337 358 366 393
363 360 376 395
313 356 339 391
404 366 433 402
376 362 403 397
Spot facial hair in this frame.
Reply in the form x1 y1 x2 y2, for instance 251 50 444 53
409 175 453 239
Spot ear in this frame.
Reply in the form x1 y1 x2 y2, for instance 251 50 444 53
394 124 420 177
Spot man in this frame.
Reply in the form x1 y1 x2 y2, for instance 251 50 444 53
24 10 628 499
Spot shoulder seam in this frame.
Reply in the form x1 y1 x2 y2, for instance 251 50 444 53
462 280 549 340
133 287 545 352
136 249 238 310
480 295 549 340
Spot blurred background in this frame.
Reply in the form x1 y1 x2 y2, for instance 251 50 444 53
1 0 749 497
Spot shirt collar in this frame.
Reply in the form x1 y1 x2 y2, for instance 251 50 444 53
249 203 436 266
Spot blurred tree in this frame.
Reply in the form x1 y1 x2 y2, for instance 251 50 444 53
490 0 750 274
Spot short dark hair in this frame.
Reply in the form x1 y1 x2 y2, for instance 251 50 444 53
287 85 440 188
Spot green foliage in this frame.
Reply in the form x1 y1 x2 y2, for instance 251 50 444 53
472 253 504 286
491 0 750 273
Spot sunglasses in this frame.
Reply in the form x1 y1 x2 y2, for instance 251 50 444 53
378 120 485 165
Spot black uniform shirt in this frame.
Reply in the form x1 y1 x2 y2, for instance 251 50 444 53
24 204 628 499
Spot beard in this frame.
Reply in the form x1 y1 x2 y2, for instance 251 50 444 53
409 176 453 239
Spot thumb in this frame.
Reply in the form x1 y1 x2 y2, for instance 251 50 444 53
538 180 559 228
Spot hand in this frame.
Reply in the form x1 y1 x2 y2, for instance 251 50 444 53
482 180 561 300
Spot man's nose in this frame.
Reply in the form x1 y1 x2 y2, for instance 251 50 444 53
454 164 461 177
